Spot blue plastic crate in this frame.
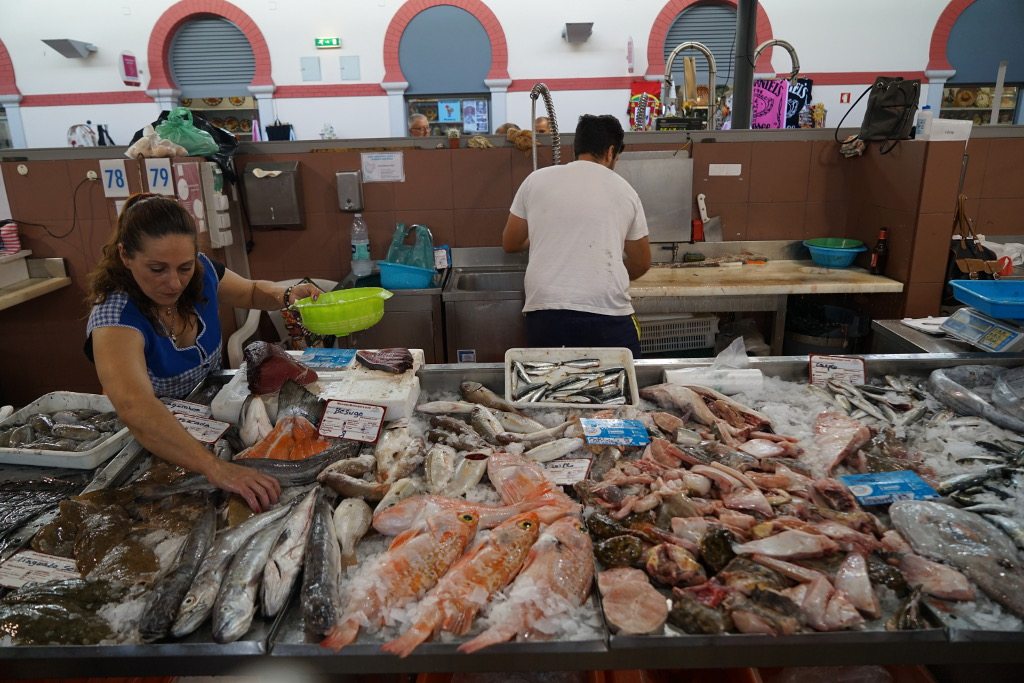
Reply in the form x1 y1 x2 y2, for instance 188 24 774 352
950 280 1024 320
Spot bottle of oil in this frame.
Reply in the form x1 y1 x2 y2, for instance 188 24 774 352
869 227 889 275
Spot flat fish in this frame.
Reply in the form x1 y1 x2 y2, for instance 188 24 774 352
890 500 1024 618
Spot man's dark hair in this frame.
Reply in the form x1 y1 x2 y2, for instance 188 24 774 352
574 114 625 159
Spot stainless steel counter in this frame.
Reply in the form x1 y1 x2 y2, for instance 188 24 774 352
871 320 976 354
3 354 1024 678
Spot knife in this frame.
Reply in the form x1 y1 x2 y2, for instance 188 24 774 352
696 193 723 242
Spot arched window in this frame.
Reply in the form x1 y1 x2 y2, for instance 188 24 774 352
939 0 1023 125
400 6 493 135
170 17 255 98
663 3 737 92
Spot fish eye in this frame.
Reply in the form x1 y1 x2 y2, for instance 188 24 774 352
460 513 476 522
518 520 534 530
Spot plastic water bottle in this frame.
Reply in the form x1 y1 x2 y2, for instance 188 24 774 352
915 105 932 140
350 213 372 277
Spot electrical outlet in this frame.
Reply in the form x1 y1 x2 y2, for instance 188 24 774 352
86 170 98 181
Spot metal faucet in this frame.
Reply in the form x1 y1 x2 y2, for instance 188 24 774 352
752 39 800 83
530 83 561 170
662 41 717 130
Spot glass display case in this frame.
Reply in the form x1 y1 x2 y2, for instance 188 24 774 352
406 95 491 136
940 85 1019 125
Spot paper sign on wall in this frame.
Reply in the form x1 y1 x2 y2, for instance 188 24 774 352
146 158 174 196
99 159 130 198
361 152 405 183
319 399 385 442
808 354 866 386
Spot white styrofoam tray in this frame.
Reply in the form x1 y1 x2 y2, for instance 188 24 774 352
0 392 132 469
314 349 424 421
504 347 640 409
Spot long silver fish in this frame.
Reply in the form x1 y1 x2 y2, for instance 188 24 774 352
171 503 292 638
261 487 318 618
416 401 477 415
333 497 373 567
493 410 546 434
138 500 217 642
524 437 585 463
302 495 344 638
929 365 1024 434
891 500 1024 618
213 515 288 643
470 405 506 445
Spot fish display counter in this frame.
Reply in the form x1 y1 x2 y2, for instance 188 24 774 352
1 353 1023 678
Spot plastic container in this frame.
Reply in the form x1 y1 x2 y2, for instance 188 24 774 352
291 287 392 335
915 105 933 140
0 392 132 469
379 261 435 289
638 314 718 354
350 213 372 277
949 280 1024 320
505 347 640 409
802 240 867 268
804 237 864 249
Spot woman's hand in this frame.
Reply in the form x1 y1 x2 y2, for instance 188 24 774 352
284 282 324 306
205 459 282 512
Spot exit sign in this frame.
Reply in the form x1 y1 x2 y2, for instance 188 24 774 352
315 37 341 49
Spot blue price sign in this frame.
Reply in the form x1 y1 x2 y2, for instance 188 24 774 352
145 158 174 196
99 159 130 198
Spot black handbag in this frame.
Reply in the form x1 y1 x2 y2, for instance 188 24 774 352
944 193 1000 305
835 76 920 154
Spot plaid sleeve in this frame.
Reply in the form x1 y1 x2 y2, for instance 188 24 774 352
86 292 137 335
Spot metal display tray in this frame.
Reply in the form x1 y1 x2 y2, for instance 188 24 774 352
2 353 1023 678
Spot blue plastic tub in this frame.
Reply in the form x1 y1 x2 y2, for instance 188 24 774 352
950 280 1024 320
802 240 867 268
378 261 435 289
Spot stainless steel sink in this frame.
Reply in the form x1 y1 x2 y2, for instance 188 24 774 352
453 270 525 292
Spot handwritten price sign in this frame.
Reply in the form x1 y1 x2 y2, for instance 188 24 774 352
319 400 385 442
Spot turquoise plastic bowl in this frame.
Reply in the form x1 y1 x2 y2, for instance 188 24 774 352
378 261 435 289
803 241 867 268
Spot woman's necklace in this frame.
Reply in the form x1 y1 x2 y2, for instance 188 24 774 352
163 306 184 344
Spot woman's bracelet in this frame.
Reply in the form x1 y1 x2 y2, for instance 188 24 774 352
282 284 296 308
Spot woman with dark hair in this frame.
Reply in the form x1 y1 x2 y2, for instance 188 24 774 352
86 193 322 511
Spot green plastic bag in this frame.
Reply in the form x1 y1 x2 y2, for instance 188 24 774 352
385 224 434 269
155 107 219 156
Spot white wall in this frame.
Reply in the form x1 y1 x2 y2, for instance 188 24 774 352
0 0 976 147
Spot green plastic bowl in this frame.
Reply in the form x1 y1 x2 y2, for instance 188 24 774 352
291 287 392 335
804 237 864 249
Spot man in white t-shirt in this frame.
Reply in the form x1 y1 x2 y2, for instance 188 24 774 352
502 114 651 356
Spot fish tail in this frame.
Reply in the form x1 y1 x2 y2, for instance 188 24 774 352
340 551 359 568
457 624 514 654
380 622 433 658
440 604 478 636
320 618 360 651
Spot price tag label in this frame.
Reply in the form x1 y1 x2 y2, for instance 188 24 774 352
808 354 866 386
176 414 230 444
99 159 130 198
543 458 592 486
838 471 938 506
145 158 174 195
0 551 80 588
319 399 385 442
579 418 649 447
162 398 213 418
